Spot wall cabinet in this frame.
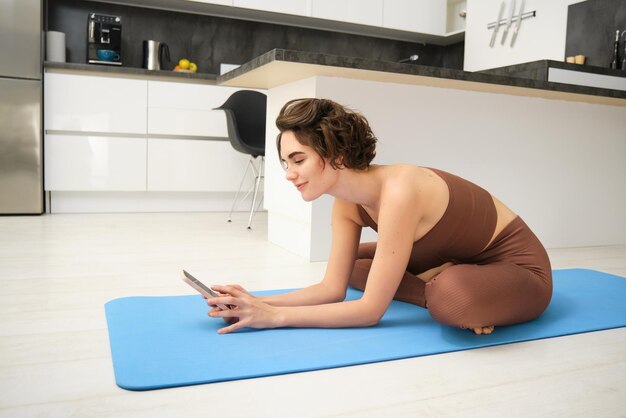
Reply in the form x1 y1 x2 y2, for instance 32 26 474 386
44 134 147 191
311 0 383 27
383 0 446 35
383 0 466 35
185 0 233 5
228 0 463 37
105 0 464 43
233 0 309 15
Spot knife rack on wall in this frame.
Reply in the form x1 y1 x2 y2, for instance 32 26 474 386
488 0 537 48
487 10 536 30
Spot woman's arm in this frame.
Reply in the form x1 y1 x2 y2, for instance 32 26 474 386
256 198 363 307
277 182 421 328
209 183 421 333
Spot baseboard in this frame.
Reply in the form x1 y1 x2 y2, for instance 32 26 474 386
49 191 265 213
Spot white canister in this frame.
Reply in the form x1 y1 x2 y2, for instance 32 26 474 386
46 31 66 62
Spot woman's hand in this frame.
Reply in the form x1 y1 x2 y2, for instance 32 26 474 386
205 284 282 334
205 285 248 325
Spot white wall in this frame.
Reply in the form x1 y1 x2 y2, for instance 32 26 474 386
265 75 626 261
265 78 318 260
464 0 585 72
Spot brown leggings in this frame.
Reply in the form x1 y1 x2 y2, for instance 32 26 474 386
349 217 553 329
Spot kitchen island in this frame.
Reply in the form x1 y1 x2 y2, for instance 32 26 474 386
218 49 626 104
217 49 626 260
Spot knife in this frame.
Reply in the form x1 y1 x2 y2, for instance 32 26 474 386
510 0 525 47
489 2 506 48
501 0 516 45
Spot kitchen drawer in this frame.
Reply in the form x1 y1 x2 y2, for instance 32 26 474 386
147 81 243 137
147 138 252 192
44 134 147 191
148 81 240 110
147 107 228 137
44 73 147 134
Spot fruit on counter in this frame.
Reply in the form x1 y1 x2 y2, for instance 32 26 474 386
173 58 198 73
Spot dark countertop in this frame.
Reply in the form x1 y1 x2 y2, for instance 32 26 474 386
45 51 626 105
479 59 626 81
44 61 219 82
217 49 626 104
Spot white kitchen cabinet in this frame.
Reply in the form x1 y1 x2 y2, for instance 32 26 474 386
43 69 266 211
147 138 251 192
84 0 462 44
446 0 466 34
44 73 147 134
147 81 239 137
148 108 228 137
233 0 310 16
148 80 238 109
44 134 147 191
311 0 383 26
185 0 232 6
383 0 446 35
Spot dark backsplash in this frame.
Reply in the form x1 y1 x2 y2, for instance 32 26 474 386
566 0 626 68
46 0 464 74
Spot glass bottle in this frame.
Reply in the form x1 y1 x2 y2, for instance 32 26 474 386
609 30 620 70
622 31 626 71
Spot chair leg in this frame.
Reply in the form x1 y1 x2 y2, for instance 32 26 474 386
228 156 264 228
247 156 264 229
228 158 252 222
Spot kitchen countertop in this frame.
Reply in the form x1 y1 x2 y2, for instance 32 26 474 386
44 61 219 83
480 59 626 81
45 53 626 106
217 49 626 106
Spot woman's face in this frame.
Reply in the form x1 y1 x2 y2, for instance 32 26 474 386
279 131 338 202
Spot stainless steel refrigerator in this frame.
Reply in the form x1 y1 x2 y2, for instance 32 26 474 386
0 0 43 214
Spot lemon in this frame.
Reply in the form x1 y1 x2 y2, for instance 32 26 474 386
189 62 198 73
178 59 190 70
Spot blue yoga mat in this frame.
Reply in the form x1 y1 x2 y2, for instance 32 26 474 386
105 269 626 390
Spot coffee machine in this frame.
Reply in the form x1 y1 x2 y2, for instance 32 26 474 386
87 13 122 66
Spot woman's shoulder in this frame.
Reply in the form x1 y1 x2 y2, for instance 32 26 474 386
379 165 448 209
380 164 438 187
380 164 433 174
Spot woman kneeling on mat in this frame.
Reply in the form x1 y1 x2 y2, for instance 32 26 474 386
207 98 553 335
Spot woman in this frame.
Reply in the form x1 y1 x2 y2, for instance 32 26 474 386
207 98 552 335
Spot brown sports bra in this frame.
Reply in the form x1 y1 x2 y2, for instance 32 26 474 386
357 168 498 275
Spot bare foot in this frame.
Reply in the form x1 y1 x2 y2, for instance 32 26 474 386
471 326 495 335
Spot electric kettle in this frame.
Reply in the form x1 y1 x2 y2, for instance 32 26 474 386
143 40 170 70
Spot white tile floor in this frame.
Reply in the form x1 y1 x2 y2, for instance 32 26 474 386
0 212 624 418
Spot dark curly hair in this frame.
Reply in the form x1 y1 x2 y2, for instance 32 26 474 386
276 98 377 170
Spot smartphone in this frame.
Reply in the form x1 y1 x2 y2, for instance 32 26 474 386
181 270 231 310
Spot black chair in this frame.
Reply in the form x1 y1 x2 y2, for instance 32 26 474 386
214 90 267 229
